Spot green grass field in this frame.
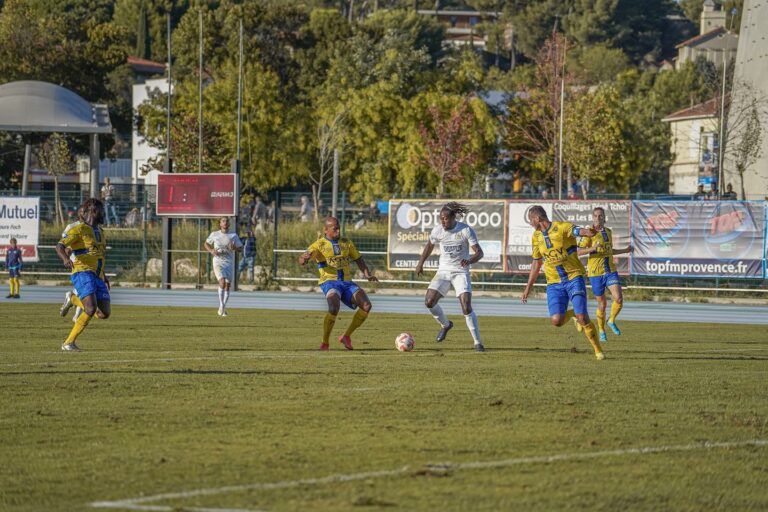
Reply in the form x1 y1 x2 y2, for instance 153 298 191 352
1 303 767 512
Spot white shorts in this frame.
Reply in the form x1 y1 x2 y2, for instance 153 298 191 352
428 270 472 297
213 261 234 283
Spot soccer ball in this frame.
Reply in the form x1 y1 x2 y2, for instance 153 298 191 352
395 332 415 352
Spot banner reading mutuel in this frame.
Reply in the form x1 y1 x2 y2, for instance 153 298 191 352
0 197 41 262
632 201 766 278
387 200 506 272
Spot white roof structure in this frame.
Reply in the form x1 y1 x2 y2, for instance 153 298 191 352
0 80 111 134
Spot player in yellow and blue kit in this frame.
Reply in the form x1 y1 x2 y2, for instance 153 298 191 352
54 198 111 351
521 205 605 360
299 217 378 351
4 237 23 298
577 207 633 342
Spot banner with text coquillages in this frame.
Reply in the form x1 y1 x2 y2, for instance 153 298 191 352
631 201 766 279
387 200 506 272
505 200 631 274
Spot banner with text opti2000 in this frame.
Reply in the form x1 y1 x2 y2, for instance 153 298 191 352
387 200 506 272
505 200 631 274
631 201 765 278
0 197 41 262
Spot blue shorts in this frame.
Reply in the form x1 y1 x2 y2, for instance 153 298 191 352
589 272 621 297
546 276 588 317
320 280 360 310
8 266 21 278
71 271 110 302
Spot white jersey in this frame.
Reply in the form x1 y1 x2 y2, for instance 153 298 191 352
429 221 479 272
206 231 243 266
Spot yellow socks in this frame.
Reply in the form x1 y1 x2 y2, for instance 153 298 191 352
323 313 337 344
596 309 606 332
64 311 92 345
14 278 20 295
9 278 20 295
583 321 604 358
609 301 623 323
344 309 369 337
71 294 84 309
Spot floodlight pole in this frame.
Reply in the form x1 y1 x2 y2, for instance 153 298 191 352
162 14 174 290
717 14 735 198
233 17 243 291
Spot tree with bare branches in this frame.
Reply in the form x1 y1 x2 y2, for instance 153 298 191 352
311 112 346 221
35 133 75 225
503 33 570 187
416 97 479 196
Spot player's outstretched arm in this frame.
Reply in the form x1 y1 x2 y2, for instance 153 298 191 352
576 226 596 238
298 250 314 266
414 241 434 276
355 257 379 282
521 258 543 304
614 244 634 255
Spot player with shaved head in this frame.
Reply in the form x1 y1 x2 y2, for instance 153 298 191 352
299 217 379 351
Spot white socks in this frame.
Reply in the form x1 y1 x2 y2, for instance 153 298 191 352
464 311 481 344
429 304 450 328
223 289 230 306
218 287 225 308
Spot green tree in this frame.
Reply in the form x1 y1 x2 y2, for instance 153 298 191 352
570 43 630 84
563 85 642 193
136 1 150 59
112 0 189 61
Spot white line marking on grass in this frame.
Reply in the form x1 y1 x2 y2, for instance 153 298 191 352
91 439 768 511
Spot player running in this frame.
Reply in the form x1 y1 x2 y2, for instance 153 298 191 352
299 216 378 351
204 217 243 317
54 198 111 351
60 205 86 322
4 237 23 298
575 206 633 342
520 205 605 360
415 202 486 352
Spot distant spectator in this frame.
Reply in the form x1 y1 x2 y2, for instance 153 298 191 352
513 171 522 194
299 195 312 222
124 207 141 228
367 201 381 223
250 195 267 232
266 200 276 226
238 230 257 283
100 177 119 226
722 183 737 200
693 184 707 200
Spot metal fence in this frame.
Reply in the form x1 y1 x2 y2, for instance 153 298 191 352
3 187 766 294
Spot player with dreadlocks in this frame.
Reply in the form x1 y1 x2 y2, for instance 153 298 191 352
415 202 486 352
54 198 111 351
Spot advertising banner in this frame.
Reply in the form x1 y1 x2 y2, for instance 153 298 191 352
387 200 506 272
0 197 41 262
505 200 631 274
156 173 238 217
632 201 766 278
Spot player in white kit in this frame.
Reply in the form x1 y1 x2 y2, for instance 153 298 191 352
204 217 243 316
415 202 486 352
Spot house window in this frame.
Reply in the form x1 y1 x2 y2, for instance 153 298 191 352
469 16 478 26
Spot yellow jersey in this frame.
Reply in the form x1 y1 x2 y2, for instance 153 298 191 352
579 227 617 276
59 222 107 279
531 221 586 284
307 236 361 284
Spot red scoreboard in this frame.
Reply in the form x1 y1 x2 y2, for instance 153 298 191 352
156 173 238 217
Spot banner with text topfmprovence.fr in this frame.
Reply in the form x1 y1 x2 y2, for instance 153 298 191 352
387 200 506 272
632 201 766 279
0 197 41 262
505 200 631 274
